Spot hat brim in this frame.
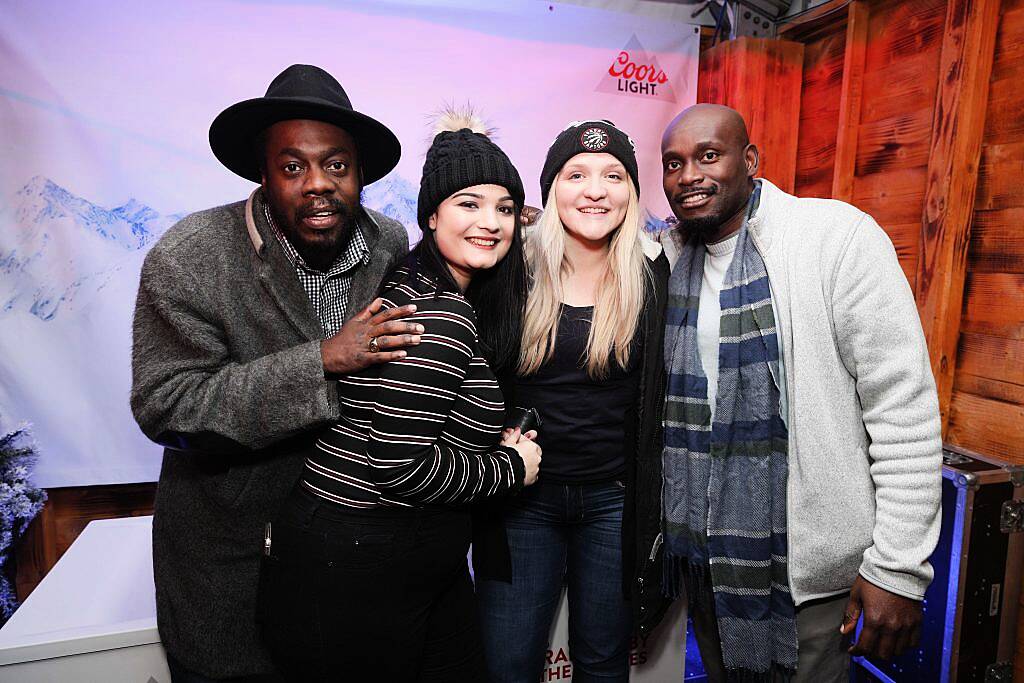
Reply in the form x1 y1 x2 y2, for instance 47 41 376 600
209 96 401 185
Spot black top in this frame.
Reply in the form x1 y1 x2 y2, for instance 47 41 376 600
514 304 641 484
473 252 673 638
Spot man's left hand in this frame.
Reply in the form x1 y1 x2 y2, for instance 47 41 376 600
841 575 922 660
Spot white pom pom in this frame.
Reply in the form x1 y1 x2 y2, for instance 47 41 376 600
432 104 493 137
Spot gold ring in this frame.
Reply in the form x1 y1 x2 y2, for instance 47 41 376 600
368 336 380 353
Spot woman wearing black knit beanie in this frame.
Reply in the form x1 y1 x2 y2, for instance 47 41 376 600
258 109 541 681
475 119 671 682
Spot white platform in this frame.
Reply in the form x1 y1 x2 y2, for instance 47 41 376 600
0 515 170 682
0 514 686 682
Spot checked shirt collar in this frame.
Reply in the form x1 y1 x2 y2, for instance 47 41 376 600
263 202 370 336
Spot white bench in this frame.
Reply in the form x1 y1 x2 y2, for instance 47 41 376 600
0 516 170 682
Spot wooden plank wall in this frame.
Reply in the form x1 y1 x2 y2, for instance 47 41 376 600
793 21 845 199
783 0 1023 677
697 37 805 193
854 0 947 290
791 0 946 289
946 0 1024 463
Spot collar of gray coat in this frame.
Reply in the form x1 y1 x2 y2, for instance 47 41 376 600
244 188 264 253
243 187 385 258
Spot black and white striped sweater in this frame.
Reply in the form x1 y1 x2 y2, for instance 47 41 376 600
301 267 525 508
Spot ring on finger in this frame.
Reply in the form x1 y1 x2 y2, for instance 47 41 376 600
368 336 380 353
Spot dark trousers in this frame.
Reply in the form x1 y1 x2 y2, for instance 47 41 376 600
690 590 851 682
476 481 632 683
256 488 486 682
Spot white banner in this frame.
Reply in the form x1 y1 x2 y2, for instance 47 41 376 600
0 0 698 486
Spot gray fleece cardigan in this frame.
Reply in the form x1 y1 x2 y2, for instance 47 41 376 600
661 179 942 605
131 189 408 677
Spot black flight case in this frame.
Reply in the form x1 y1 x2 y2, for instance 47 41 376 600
852 444 1023 682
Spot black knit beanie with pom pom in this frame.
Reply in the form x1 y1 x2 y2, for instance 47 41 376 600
416 111 525 233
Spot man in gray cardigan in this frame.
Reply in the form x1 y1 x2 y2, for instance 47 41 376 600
657 105 941 681
131 65 418 681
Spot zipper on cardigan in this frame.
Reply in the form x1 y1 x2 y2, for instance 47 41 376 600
749 209 798 602
648 532 663 563
264 522 272 557
638 533 664 592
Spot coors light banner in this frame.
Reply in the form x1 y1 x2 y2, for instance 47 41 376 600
0 0 698 486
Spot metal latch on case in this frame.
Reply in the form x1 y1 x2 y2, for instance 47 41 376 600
942 449 970 466
1000 500 1024 533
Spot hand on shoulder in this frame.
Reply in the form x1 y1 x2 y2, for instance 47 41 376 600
321 298 423 375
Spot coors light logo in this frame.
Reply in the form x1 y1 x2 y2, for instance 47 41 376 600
595 34 677 103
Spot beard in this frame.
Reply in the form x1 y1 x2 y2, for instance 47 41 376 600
672 187 750 244
269 197 358 268
676 213 726 242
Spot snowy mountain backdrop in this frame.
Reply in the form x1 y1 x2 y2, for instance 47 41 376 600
0 173 421 323
0 170 667 487
362 173 419 237
0 174 420 486
0 176 180 321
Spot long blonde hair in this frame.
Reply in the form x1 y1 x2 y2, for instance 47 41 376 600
518 180 650 379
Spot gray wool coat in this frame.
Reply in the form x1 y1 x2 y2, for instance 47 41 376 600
131 188 408 678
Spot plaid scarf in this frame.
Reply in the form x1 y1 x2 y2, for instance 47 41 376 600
662 186 797 680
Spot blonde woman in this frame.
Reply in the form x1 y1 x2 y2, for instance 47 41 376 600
475 121 671 682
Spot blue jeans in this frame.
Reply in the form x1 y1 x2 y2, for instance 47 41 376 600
476 481 632 683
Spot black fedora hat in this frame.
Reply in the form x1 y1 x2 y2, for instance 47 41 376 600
209 64 401 185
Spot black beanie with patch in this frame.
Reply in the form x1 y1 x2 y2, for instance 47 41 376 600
539 119 640 206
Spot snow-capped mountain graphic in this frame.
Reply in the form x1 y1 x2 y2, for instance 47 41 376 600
12 176 170 250
111 198 162 237
0 176 178 320
362 172 418 237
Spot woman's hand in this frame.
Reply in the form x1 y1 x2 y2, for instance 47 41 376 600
502 427 538 442
501 428 541 486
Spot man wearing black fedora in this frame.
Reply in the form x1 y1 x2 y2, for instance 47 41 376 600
131 64 419 681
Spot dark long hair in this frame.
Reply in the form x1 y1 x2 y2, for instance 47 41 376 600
396 209 526 375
